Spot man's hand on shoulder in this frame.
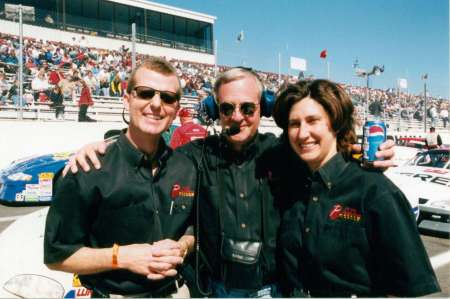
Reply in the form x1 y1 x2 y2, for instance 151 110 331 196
62 140 110 176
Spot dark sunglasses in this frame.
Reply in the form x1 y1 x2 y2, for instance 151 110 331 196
219 102 258 117
133 86 180 104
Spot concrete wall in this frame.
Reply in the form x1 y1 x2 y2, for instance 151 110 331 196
1 119 448 170
0 120 124 169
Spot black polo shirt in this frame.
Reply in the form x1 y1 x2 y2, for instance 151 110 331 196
44 133 196 295
279 152 440 297
178 133 282 291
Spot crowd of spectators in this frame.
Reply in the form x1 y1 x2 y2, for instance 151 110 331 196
342 84 449 128
0 32 448 127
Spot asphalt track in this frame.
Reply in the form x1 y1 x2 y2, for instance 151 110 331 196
0 205 448 297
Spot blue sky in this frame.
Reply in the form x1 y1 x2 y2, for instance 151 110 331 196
155 0 449 99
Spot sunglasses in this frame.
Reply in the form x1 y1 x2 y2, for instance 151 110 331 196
219 102 258 117
133 86 180 105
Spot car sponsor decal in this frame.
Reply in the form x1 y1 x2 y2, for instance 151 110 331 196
14 176 55 202
25 184 40 201
329 204 362 222
63 275 92 298
399 172 450 187
64 288 92 298
38 172 54 201
424 168 449 175
15 193 25 201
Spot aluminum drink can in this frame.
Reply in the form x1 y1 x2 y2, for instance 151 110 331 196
362 119 386 164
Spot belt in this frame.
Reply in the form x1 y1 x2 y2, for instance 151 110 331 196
90 278 183 298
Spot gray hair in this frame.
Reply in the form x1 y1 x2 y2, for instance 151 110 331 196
213 68 263 102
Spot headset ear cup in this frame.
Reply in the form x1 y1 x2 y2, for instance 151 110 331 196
201 95 219 121
260 90 275 117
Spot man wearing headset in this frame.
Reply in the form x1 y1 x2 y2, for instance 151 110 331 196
65 67 395 297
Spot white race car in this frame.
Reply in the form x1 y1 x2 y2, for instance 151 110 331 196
0 208 92 298
386 149 450 237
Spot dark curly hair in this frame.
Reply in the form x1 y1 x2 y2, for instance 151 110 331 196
273 79 356 157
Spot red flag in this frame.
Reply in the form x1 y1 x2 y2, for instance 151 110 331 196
320 49 327 59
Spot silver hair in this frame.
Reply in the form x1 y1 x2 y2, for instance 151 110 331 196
213 68 263 102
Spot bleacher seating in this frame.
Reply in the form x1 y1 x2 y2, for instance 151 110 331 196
0 32 448 134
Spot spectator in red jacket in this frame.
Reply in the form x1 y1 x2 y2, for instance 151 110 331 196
169 108 207 149
78 79 95 122
48 66 65 85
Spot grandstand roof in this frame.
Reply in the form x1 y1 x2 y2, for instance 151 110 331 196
108 0 217 23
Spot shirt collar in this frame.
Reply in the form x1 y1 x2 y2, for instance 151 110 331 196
117 132 171 168
220 133 260 163
313 153 350 190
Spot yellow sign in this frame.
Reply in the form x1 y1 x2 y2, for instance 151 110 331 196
38 172 54 180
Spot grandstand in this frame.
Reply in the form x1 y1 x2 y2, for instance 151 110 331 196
0 0 216 64
0 1 448 139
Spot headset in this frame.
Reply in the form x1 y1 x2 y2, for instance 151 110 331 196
196 67 276 122
198 89 275 121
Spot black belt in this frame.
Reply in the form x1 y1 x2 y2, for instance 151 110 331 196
89 278 183 298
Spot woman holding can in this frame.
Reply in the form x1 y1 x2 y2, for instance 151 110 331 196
272 79 440 297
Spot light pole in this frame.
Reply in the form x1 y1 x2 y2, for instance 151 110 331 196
356 65 384 120
422 74 428 132
131 23 136 70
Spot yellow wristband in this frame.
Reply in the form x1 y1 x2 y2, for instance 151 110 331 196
112 243 119 268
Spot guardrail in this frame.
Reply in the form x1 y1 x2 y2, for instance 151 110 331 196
0 96 447 136
0 94 202 122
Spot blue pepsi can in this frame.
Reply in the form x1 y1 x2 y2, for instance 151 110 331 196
363 119 386 164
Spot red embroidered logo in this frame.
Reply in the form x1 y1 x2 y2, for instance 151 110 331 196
329 204 343 220
328 204 362 222
171 184 194 198
171 184 181 198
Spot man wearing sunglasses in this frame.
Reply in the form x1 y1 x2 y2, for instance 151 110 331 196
63 67 396 298
177 68 396 298
44 58 196 298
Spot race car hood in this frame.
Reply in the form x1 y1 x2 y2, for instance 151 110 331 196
0 208 87 298
0 153 71 204
386 166 450 204
0 153 71 178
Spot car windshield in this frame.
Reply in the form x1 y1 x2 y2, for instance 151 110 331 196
409 151 450 168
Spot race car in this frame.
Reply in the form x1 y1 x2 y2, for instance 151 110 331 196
385 149 450 237
0 126 181 206
0 208 91 298
0 152 71 206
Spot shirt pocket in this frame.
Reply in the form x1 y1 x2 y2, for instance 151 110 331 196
318 222 368 266
171 196 194 214
95 202 154 245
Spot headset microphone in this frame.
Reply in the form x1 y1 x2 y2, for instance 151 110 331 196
222 123 240 136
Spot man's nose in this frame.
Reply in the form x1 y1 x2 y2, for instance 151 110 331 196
230 106 244 122
150 92 162 108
